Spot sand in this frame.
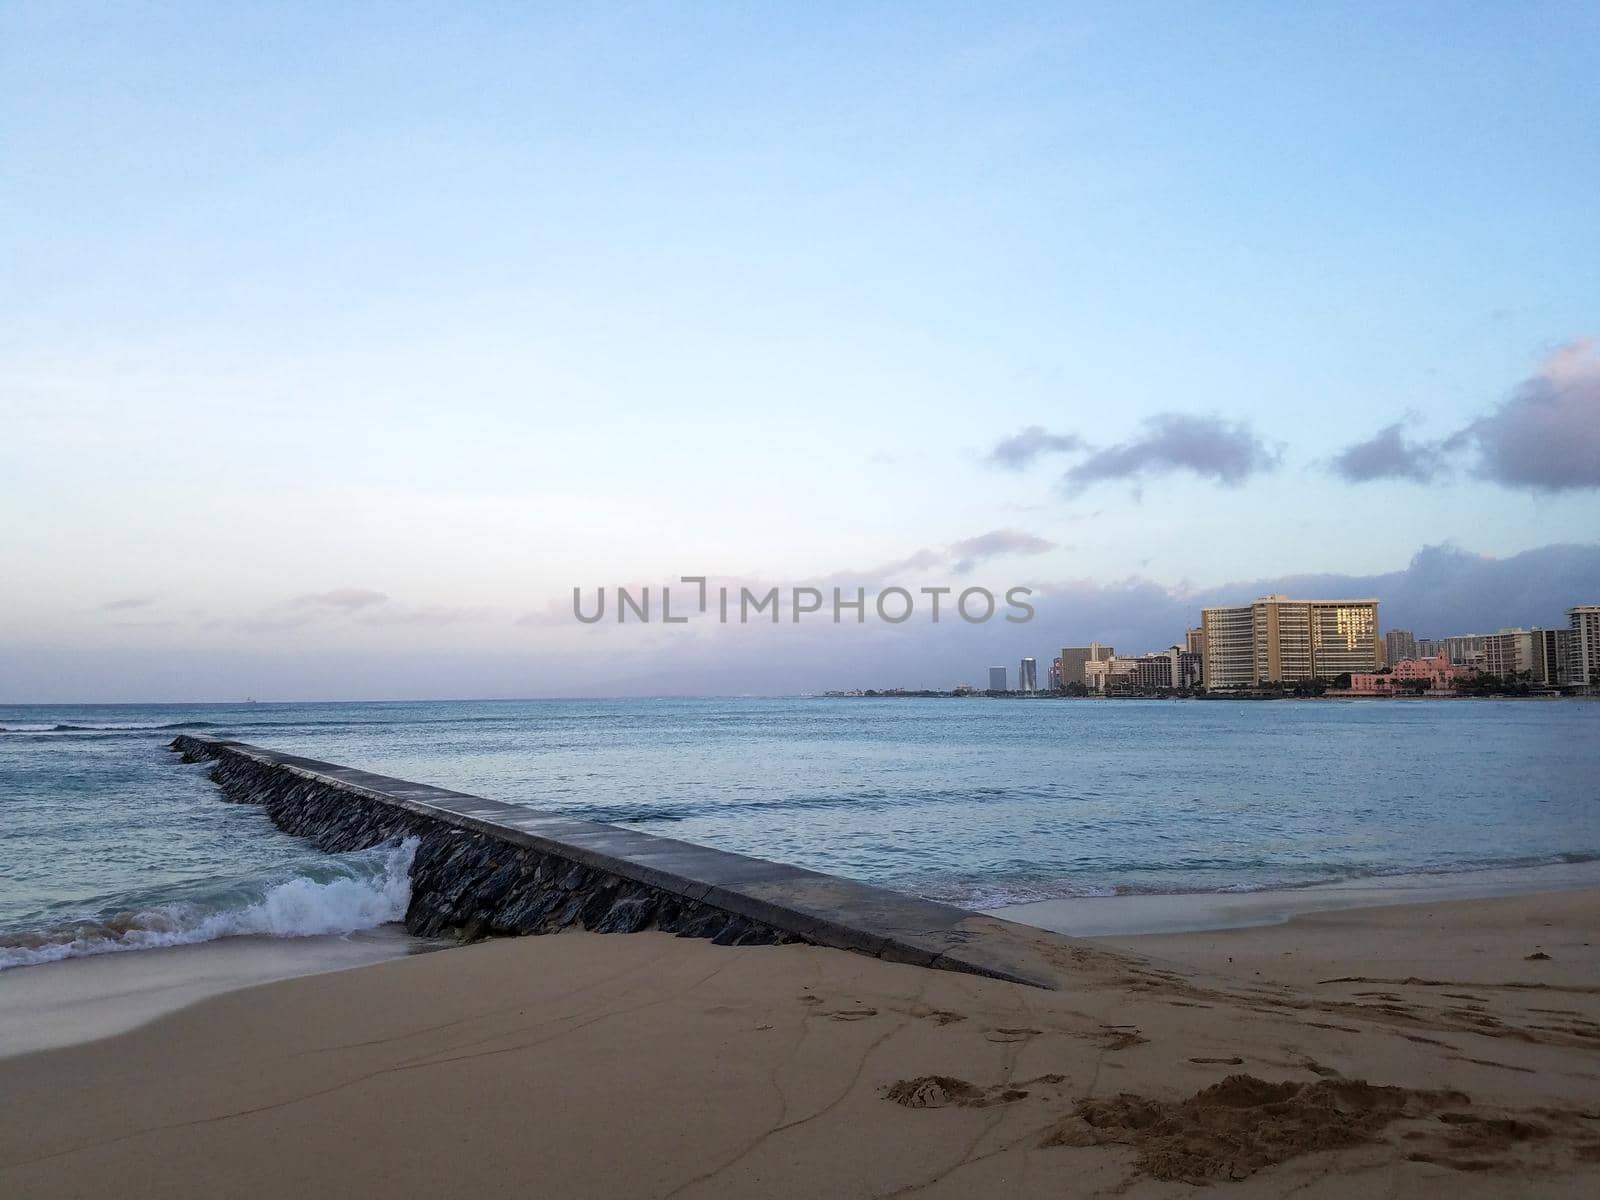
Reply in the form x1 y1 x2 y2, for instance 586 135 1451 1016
1 889 1597 1198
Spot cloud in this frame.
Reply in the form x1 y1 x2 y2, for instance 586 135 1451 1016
358 605 489 627
100 596 156 612
1456 339 1600 492
820 530 1062 587
222 588 488 633
1329 421 1442 483
947 529 1057 573
985 426 1085 470
1334 339 1599 493
289 587 390 611
859 547 948 577
1062 413 1279 492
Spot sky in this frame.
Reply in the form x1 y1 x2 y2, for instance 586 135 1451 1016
2 2 1598 700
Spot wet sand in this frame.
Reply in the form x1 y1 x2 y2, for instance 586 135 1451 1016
991 858 1600 936
1 889 1597 1198
0 927 433 1058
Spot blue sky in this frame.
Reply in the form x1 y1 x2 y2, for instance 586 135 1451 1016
3 3 1597 698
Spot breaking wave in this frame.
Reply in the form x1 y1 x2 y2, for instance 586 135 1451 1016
0 720 224 734
0 838 418 971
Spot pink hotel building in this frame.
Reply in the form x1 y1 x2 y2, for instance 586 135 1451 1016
1344 652 1476 695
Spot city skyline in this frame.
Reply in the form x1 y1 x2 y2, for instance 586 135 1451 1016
965 599 1597 696
6 540 1600 701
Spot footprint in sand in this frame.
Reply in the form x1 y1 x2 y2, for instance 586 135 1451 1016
892 1005 967 1026
827 1007 878 1021
1448 1054 1536 1074
985 1027 1041 1043
1096 1028 1149 1050
920 1009 967 1026
1403 1034 1454 1047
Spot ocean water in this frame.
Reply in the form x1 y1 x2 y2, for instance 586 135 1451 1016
1 697 1596 969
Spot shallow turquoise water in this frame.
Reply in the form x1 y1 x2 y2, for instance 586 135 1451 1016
1 697 1596 966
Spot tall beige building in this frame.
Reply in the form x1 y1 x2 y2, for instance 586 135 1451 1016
1571 606 1600 690
1201 605 1257 688
1201 596 1379 687
1482 627 1568 681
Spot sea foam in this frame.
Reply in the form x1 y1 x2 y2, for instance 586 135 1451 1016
0 838 418 971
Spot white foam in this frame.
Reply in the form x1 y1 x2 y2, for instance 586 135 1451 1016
0 839 418 971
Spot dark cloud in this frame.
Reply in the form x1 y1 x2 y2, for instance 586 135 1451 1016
1062 413 1279 492
1330 421 1442 483
289 587 390 611
985 425 1085 470
997 542 1600 667
1456 339 1600 492
1334 339 1599 493
100 596 156 612
947 529 1057 573
1186 542 1600 641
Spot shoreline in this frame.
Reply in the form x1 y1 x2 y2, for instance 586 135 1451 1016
2 886 1596 1197
988 858 1600 937
821 692 1598 702
3 859 1596 1061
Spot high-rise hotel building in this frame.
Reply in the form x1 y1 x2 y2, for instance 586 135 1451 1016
1571 605 1600 690
1201 596 1380 687
1483 627 1573 686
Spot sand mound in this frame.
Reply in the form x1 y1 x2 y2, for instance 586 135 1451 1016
1045 1074 1469 1183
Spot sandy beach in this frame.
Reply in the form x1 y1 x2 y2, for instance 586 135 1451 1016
2 887 1597 1198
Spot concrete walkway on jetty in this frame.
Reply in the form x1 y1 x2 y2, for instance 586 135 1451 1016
171 736 1082 989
